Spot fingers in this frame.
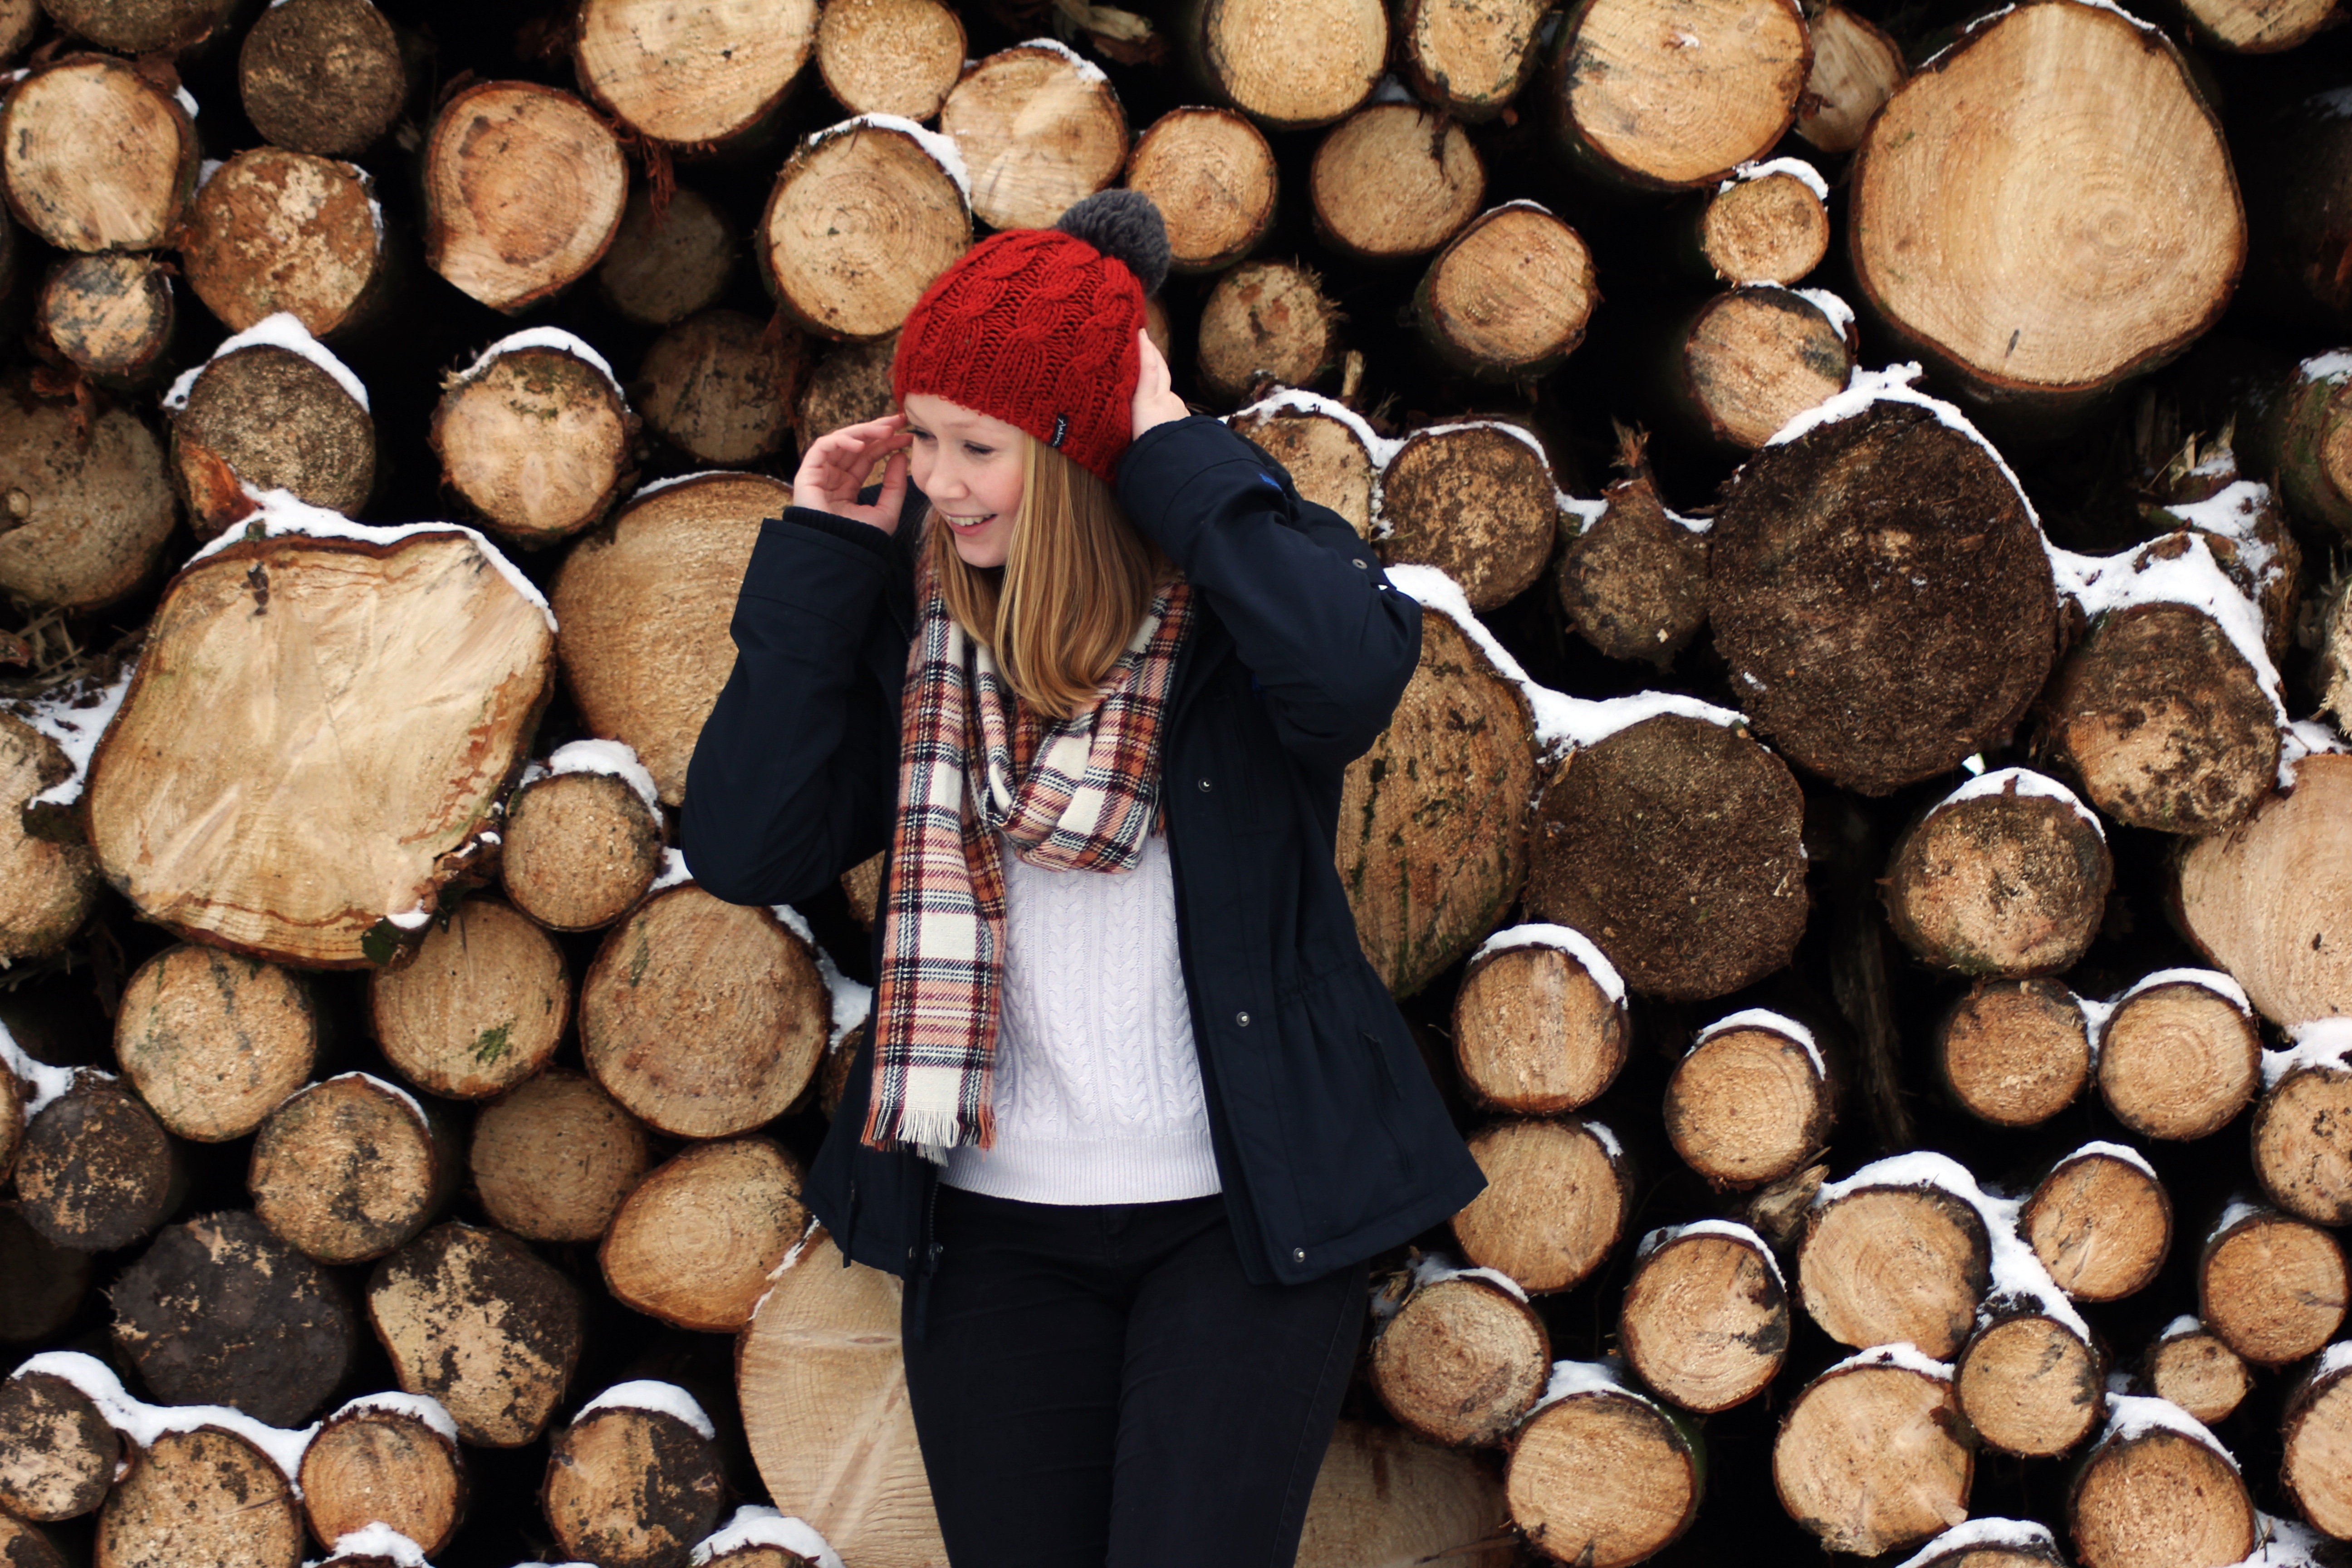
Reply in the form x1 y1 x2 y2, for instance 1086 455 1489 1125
874 448 910 517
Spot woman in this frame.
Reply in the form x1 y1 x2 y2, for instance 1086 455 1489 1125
681 191 1481 1567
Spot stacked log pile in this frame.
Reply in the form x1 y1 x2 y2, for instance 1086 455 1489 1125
5 1 2352 1566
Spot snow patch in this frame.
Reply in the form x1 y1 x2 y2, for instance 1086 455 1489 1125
1936 766 2104 841
1794 286 1855 340
2280 720 2350 788
2212 1196 2267 1245
382 906 433 931
2053 1139 2158 1182
650 847 694 892
167 312 371 415
2298 347 2352 382
1227 388 1402 467
2048 532 2285 725
1693 1008 1825 1080
13 1351 317 1487
1719 156 1830 202
1528 1357 1661 1417
771 904 872 1051
544 739 660 814
1893 1517 2058 1568
331 1391 458 1446
632 470 750 502
1637 1219 1784 1291
1011 36 1109 84
2100 1392 2238 1470
198 158 223 189
2241 1514 2334 1568
2161 1314 2205 1342
9 659 137 810
452 326 619 394
175 85 198 119
1586 1120 1623 1161
2314 1341 2352 1383
1368 74 1416 104
1468 923 1626 1008
1823 1342 1954 1382
810 115 969 204
2115 966 2252 1017
1558 494 1610 537
1411 419 1551 471
318 1072 430 1136
314 1524 431 1567
1405 1250 1531 1304
0 1021 81 1119
2266 1018 2352 1089
692 1505 844 1568
576 1381 716 1440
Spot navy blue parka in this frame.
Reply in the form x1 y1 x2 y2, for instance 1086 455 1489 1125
679 415 1486 1288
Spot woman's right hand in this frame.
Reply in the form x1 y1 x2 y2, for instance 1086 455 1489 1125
794 412 913 533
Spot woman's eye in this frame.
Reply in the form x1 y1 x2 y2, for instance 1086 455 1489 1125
964 443 994 458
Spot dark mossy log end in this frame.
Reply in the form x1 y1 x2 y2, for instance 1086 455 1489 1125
250 1073 456 1265
300 1397 468 1558
368 1222 585 1448
2020 1147 2171 1303
1935 978 2092 1127
544 1396 726 1568
169 343 376 541
596 187 737 330
0 1371 120 1522
1954 1312 2102 1458
2198 1205 2348 1367
602 1137 807 1332
1195 259 1343 406
2254 1059 2352 1224
1662 1017 1832 1190
816 0 966 121
2281 1353 2352 1542
1395 0 1546 119
239 0 412 158
1620 1224 1789 1412
2144 1322 2250 1426
182 149 389 340
15 1074 179 1252
1883 773 2113 978
1336 609 1535 996
1415 203 1597 383
1451 936 1627 1116
554 472 795 806
37 254 174 387
0 711 102 964
636 309 804 467
1697 168 1830 286
1184 0 1387 131
369 897 571 1099
1526 715 1808 1002
1794 6 1904 154
1297 1422 1514 1568
500 768 664 932
1225 396 1375 537
473 1069 652 1245
1799 1184 1990 1360
2094 979 2259 1142
1506 1377 1701 1567
1376 423 1557 612
1773 1356 1971 1558
574 0 818 151
423 80 628 314
1451 1119 1631 1294
762 120 971 342
0 55 197 253
1543 0 1810 192
41 0 235 52
116 944 317 1144
1554 459 1709 669
1308 104 1483 265
95 1426 306 1568
941 44 1130 233
112 1210 360 1426
0 374 179 614
2176 752 2352 1028
1668 287 1854 451
1847 0 2241 420
1710 399 2058 794
1122 108 1277 276
1369 1269 1549 1446
0 1208 91 1345
430 338 635 545
2067 1411 2255 1568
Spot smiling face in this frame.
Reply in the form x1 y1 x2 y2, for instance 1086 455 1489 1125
902 393 1027 569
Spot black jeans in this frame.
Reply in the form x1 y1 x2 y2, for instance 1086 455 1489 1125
900 1184 1368 1568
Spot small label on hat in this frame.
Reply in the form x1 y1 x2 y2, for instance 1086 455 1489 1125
1049 414 1069 448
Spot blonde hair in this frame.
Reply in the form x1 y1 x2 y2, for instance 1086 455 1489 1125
927 436 1171 720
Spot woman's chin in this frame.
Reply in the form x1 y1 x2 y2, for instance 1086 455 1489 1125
948 530 1011 569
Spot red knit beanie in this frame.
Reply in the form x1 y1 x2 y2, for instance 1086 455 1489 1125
892 191 1172 487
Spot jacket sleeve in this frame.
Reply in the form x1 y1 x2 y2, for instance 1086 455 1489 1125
1116 416 1421 767
679 507 908 909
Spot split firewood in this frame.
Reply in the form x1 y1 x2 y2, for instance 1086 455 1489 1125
1451 926 1627 1116
1508 1364 1701 1566
1368 1259 1548 1446
1225 391 1379 537
423 81 628 314
795 334 898 453
1553 436 1708 667
1710 379 2059 794
1662 1010 1832 1190
181 150 389 340
1542 0 1810 191
37 254 175 387
1414 202 1597 383
1450 1118 1630 1294
0 1208 91 1344
1798 1157 1991 1360
96 1423 307 1568
1620 1221 1789 1412
0 1368 119 1521
2253 1024 2352 1224
367 1221 585 1447
165 324 376 540
0 710 102 964
299 1393 467 1559
1953 1297 2102 1459
1691 162 1830 286
111 1210 359 1426
1666 286 1856 451
941 42 1129 232
574 0 818 152
238 0 412 158
0 372 178 612
1393 0 1545 120
762 118 971 341
1525 710 1809 1002
1295 1421 1513 1568
431 328 635 546
595 186 737 329
553 472 794 804
2244 350 2352 536
2094 972 2260 1142
1195 259 1342 406
2176 751 2352 1026
368 897 572 1099
2144 1318 2250 1426
1934 979 2093 1127
544 1384 725 1568
114 944 316 1143
1181 0 1385 130
2199 1201 2347 1367
1308 104 1483 265
2019 1143 2171 1303
500 753 665 932
2280 1347 2352 1541
2067 1396 2255 1568
0 54 197 253
1124 108 1278 275
249 1073 458 1265
1773 1347 1971 1558
636 309 804 466
601 1137 808 1332
1882 769 2112 977
1848 0 2240 418
815 0 965 121
1793 5 1904 154
471 1069 651 1244
15 1073 180 1252
1377 422 1557 611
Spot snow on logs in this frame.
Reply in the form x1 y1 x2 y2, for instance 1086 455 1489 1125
1662 1010 1833 1190
1451 926 1628 1117
2068 1396 2256 1568
1225 392 1381 536
2198 1201 2347 1367
2019 1143 2173 1304
1619 1222 1790 1413
2254 1023 2352 1225
2094 971 2261 1142
299 1394 468 1560
0 708 103 963
1553 441 1709 668
1694 162 1831 287
1377 422 1558 611
165 317 376 541
2281 1348 2352 1542
499 745 666 931
543 1384 725 1568
2145 1318 2252 1427
422 81 628 314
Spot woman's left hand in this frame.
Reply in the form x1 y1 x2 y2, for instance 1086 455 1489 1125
1131 328 1189 441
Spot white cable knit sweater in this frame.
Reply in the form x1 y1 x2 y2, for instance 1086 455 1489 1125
941 829 1222 1205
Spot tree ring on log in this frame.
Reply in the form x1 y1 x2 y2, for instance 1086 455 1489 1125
1126 108 1278 275
1376 424 1557 611
1450 1119 1629 1294
1415 204 1597 383
574 0 818 148
0 55 197 253
762 121 971 342
423 80 628 314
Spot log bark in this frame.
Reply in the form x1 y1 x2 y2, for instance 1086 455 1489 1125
299 1396 468 1559
1195 259 1342 406
471 1068 651 1244
1953 1309 2102 1458
1554 443 1708 668
0 710 101 964
941 43 1129 232
181 150 388 340
0 1369 119 1521
1183 0 1386 130
1414 202 1597 383
2254 1054 2352 1225
1798 1183 1990 1359
1883 771 2112 977
0 1517 65 1568
573 0 818 151
0 55 197 252
1508 1375 1700 1566
167 340 376 541
1792 6 1903 155
794 334 898 454
1847 0 2241 419
15 1073 179 1252
1667 285 1855 451
423 81 628 314
543 1393 725 1568
2176 751 2352 1026
2095 978 2260 1142
636 309 804 466
500 766 665 932
1710 397 2060 794
1334 608 1535 996
1124 108 1277 275
0 1206 92 1343
431 334 635 545
1773 1353 1970 1557
1308 104 1483 265
1525 714 1809 1002
581 886 830 1139
1695 167 1830 286
595 186 736 329
553 472 794 804
761 119 970 342
249 1073 457 1264
1543 0 1810 191
1368 1266 1548 1446
815 0 965 122
2067 1410 2255 1568
2144 1320 2249 1426
2199 1204 2347 1366
1620 1223 1789 1412
0 372 178 613
115 944 317 1143
1294 1421 1514 1567
367 1221 585 1447
1450 1119 1630 1294
1224 394 1374 536
1394 0 1545 120
601 1137 808 1332
1451 936 1627 1116
2280 1353 2352 1542
2019 1146 2171 1303
95 1426 305 1568
37 254 175 387
2244 352 2352 536
1661 1015 1832 1190
1934 979 2093 1127
239 0 411 158
369 897 572 1099
1376 422 1556 611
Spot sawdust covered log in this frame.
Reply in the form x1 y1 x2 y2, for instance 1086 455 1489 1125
1933 978 2092 1127
1798 1179 1989 1359
238 0 412 158
369 898 571 1099
1553 441 1708 667
1451 934 1627 1116
1308 104 1482 265
2198 1203 2347 1367
1450 1118 1630 1294
1507 1372 1701 1566
636 309 804 467
1195 259 1342 406
543 1392 725 1568
14 1073 180 1252
1662 1014 1832 1190
1882 771 2112 977
1693 166 1830 285
94 1425 305 1568
2143 1320 2249 1426
1295 1421 1514 1567
2176 752 2352 1026
1377 422 1555 611
2067 1405 2254 1568
574 0 818 152
249 1073 457 1264
1124 108 1277 274
430 333 634 546
0 55 197 253
815 0 965 121
167 339 375 541
595 187 736 329
115 945 316 1143
0 1369 119 1521
367 1221 584 1447
601 1137 808 1332
2019 1145 2171 1303
1182 0 1386 130
1368 1266 1548 1446
1414 202 1597 383
1619 1222 1789 1412
500 767 664 932
1772 1353 1971 1557
762 119 971 342
299 1396 468 1559
2094 977 2259 1142
0 710 101 964
1225 394 1374 536
0 373 178 613
1793 5 1904 154
471 1069 651 1244
1392 0 1546 120
1666 285 1855 451
423 81 628 314
941 43 1130 232
36 254 175 387
2253 1047 2352 1224
181 150 389 340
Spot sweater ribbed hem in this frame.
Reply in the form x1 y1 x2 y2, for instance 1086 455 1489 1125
941 1130 1223 1205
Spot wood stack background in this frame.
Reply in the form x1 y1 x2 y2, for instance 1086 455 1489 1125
6 0 2352 1563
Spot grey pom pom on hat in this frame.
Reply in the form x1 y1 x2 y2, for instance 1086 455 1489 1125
1054 190 1172 298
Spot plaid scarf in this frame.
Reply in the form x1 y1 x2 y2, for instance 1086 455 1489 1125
863 560 1194 1158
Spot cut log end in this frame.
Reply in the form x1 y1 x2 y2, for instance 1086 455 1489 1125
238 0 411 158
470 1069 651 1244
1936 979 2092 1128
544 1401 725 1568
1663 1024 1831 1190
170 343 376 540
1224 402 1374 537
1798 1185 1990 1360
1883 783 2114 977
2068 1426 2254 1568
1310 104 1483 264
1674 286 1856 451
1508 1387 1700 1567
2020 1150 2171 1303
1549 0 1810 190
575 0 817 148
2095 982 2259 1142
368 1222 585 1447
0 374 178 614
0 1371 120 1522
1451 1119 1629 1294
1453 941 1627 1116
1774 1362 1971 1558
2281 1360 2352 1541
1195 0 1386 129
2254 1063 2352 1224
424 81 627 313
369 898 572 1100
182 148 387 339
1297 1422 1513 1568
1701 172 1830 285
1369 1272 1548 1446
299 1401 468 1558
2144 1326 2250 1426
596 186 737 329
2199 1208 2348 1366
601 1137 808 1332
37 254 173 385
1195 260 1341 407
942 44 1129 232
15 1076 179 1253
95 1426 305 1568
1377 423 1557 612
1621 1228 1789 1412
1416 204 1597 382
637 309 804 466
763 119 971 341
432 343 634 544
1954 1314 2101 1457
2176 752 2352 1028
0 56 196 253
1126 108 1278 274
815 0 965 121
0 711 102 964
1794 6 1903 154
116 944 317 1143
1396 0 1547 120
501 768 664 931
1554 470 1709 667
